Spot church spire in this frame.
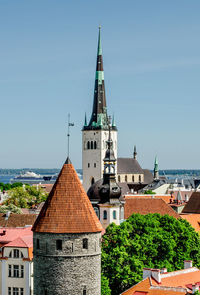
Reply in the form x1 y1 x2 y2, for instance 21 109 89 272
154 156 159 180
86 26 108 130
133 145 137 159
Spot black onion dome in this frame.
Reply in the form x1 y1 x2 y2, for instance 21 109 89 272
87 179 103 202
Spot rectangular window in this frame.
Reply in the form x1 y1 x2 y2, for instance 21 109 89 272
8 287 11 295
94 163 96 168
83 288 87 295
20 288 24 295
21 265 24 278
13 249 19 258
8 265 12 277
36 238 40 249
83 238 88 249
56 240 62 250
88 163 90 168
13 265 19 278
13 288 19 295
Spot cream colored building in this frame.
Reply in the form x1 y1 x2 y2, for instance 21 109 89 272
0 227 33 295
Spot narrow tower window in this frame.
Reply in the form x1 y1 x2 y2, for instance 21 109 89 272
56 240 62 250
91 177 95 185
88 163 90 168
83 286 87 295
103 210 107 220
83 238 88 249
132 175 134 182
139 175 141 182
91 141 94 149
94 141 97 149
125 175 127 182
94 163 96 168
118 175 121 182
36 238 40 249
113 210 117 220
87 141 90 149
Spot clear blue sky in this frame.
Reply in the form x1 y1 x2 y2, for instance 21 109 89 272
1 0 200 169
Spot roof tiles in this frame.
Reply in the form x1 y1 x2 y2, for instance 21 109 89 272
32 161 103 233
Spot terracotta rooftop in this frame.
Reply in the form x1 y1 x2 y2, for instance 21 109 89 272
121 277 186 295
0 213 36 227
0 227 32 244
182 192 200 214
5 234 33 248
124 197 180 219
32 159 103 233
180 213 200 232
125 194 173 204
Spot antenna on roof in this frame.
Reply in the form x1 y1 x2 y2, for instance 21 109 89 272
67 113 74 159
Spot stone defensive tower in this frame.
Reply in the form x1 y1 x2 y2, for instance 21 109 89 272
82 27 117 192
32 157 103 295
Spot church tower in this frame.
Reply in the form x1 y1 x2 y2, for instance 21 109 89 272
82 27 117 192
32 157 103 295
154 156 159 180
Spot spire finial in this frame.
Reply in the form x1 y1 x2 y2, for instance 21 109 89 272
84 112 87 127
133 145 137 159
97 25 102 56
67 113 74 160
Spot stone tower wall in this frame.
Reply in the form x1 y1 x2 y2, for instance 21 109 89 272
82 129 117 192
33 232 101 295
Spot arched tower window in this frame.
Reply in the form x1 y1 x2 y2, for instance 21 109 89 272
87 141 90 149
103 210 107 220
132 175 134 182
83 287 87 295
113 210 117 220
91 141 93 149
139 175 141 182
118 175 121 182
125 175 127 182
91 177 95 185
94 141 97 149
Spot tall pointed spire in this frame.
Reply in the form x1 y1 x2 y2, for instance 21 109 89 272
85 26 108 130
154 156 159 180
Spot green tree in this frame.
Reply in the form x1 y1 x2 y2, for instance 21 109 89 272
143 190 156 194
0 204 22 214
101 275 111 295
4 186 48 208
101 213 200 295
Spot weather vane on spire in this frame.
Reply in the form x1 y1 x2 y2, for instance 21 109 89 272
67 113 74 159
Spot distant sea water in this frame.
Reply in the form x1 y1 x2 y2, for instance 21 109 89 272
0 169 200 184
0 169 83 184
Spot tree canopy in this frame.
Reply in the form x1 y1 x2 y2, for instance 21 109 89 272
101 213 200 295
0 182 23 192
4 186 48 209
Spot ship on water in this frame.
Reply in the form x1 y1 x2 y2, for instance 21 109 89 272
10 171 58 184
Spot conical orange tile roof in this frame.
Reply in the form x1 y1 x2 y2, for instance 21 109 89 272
32 159 103 233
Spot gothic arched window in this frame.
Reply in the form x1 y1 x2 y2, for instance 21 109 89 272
87 141 90 149
91 177 95 185
94 141 97 149
91 141 94 149
103 210 107 220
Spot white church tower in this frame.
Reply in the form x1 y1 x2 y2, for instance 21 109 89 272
82 27 117 192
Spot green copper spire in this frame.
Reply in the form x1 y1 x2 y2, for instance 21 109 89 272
84 112 87 127
112 114 116 127
97 25 102 56
154 156 159 179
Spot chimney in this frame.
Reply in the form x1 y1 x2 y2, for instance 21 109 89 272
185 194 189 202
192 284 199 294
5 211 11 220
160 268 167 274
151 269 161 283
184 260 192 269
143 268 152 279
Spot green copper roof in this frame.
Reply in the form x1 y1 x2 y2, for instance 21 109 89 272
97 26 102 56
154 156 158 171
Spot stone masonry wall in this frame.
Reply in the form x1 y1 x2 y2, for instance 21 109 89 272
33 232 101 295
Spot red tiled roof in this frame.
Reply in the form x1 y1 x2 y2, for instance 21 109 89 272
182 192 200 214
124 197 180 219
180 214 200 232
32 161 103 233
0 213 36 227
0 227 32 244
125 194 173 204
5 235 33 248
